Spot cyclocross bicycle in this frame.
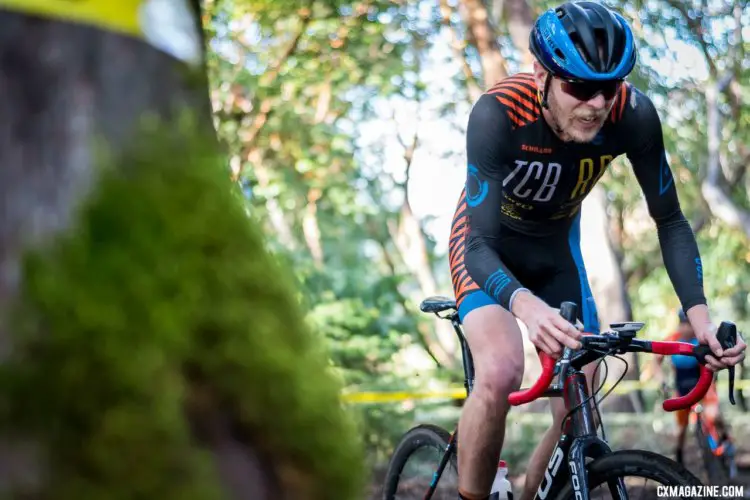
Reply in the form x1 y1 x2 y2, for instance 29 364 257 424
694 401 738 485
655 379 738 487
382 297 739 500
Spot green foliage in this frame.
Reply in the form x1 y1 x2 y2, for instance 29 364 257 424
0 120 363 499
604 0 750 337
205 0 447 460
207 0 750 476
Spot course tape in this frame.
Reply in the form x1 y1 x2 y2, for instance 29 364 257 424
0 0 202 65
341 379 750 404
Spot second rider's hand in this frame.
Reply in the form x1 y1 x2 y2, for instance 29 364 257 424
511 291 583 358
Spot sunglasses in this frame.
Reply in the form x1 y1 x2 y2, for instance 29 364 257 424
558 78 623 101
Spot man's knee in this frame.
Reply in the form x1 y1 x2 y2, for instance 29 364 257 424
474 358 524 401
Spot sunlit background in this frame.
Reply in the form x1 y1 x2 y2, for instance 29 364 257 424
205 0 750 494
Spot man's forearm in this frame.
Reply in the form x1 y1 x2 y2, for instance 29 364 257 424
656 215 707 310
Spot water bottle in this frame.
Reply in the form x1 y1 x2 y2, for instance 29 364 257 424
490 459 513 500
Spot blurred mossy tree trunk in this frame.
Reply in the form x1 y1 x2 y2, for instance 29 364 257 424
0 2 363 499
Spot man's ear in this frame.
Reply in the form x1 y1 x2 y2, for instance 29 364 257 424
532 60 547 89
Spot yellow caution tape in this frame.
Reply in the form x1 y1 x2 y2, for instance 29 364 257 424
0 0 142 37
342 389 468 404
0 0 202 65
342 379 750 404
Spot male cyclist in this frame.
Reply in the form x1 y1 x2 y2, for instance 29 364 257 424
648 309 733 465
448 2 747 499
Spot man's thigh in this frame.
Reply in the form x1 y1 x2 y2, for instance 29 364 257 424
461 302 525 384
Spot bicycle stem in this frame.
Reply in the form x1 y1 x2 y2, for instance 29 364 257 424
555 347 573 388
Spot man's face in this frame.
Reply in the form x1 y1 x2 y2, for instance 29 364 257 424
534 62 620 143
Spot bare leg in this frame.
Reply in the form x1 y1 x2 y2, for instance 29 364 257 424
457 305 525 499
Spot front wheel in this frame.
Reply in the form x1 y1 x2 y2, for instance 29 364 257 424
382 424 458 500
554 449 702 500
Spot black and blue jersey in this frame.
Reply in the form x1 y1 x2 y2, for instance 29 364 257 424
449 73 706 329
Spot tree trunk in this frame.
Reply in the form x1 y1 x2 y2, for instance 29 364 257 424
665 0 750 238
0 9 352 500
375 237 443 368
701 74 750 239
503 0 535 72
439 0 483 102
580 186 644 412
459 0 508 88
387 107 459 368
0 9 215 494
389 201 458 369
250 152 298 250
0 12 213 354
313 79 333 124
303 187 324 267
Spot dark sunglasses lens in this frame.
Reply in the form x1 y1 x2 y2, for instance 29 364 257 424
562 83 593 100
562 80 621 100
600 81 621 99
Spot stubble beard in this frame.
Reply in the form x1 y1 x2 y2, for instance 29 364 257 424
547 90 606 144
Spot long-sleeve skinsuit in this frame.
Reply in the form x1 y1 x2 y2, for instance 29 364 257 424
449 73 705 331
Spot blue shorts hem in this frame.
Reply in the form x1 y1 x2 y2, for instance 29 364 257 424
458 290 497 322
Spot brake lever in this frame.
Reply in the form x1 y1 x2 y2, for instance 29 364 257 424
692 321 737 405
717 321 737 405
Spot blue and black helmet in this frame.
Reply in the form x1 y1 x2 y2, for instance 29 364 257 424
529 1 636 82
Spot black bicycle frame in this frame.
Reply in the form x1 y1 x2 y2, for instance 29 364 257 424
531 369 627 500
424 313 627 500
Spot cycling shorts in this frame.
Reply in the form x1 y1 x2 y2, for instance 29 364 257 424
449 210 600 333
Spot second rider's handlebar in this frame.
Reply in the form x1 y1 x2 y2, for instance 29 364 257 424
507 301 738 412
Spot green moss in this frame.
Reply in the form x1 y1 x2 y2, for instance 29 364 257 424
0 120 363 499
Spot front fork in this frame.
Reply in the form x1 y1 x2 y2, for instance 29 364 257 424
540 370 629 500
